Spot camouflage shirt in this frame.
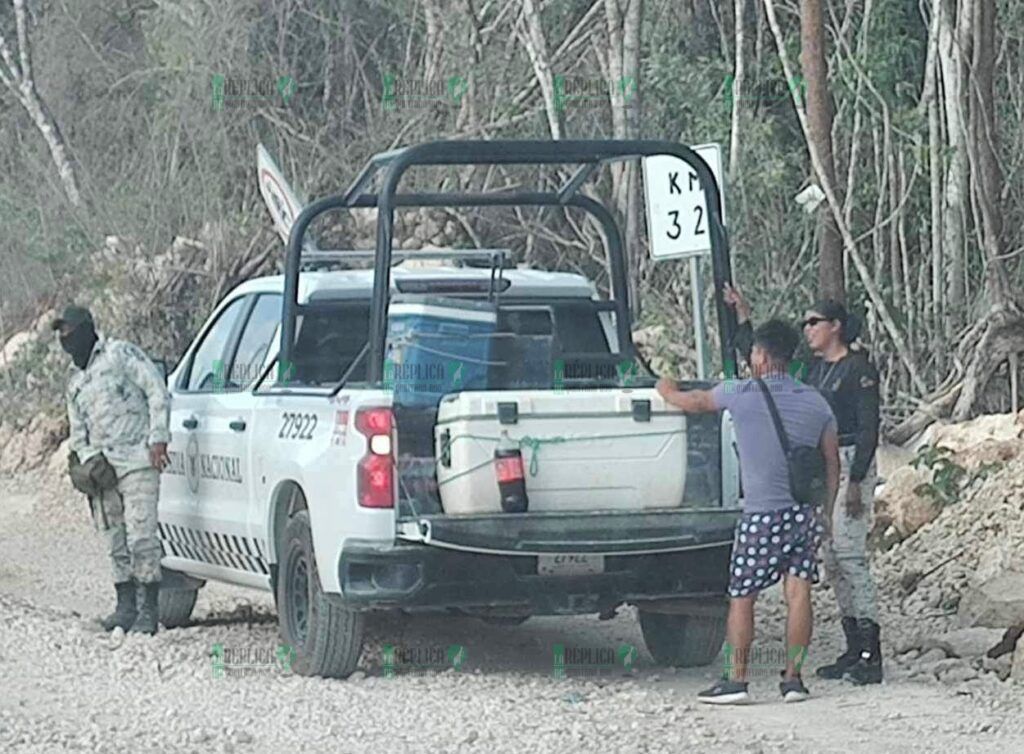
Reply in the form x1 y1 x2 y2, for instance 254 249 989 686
65 334 171 476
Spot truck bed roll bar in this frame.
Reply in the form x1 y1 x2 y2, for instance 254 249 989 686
280 140 735 385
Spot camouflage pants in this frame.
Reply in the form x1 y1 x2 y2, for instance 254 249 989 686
820 446 878 622
92 468 162 584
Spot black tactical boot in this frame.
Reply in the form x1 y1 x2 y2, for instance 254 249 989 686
100 581 137 632
844 619 883 685
816 616 861 679
129 581 160 635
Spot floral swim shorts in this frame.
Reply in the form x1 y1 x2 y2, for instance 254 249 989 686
728 504 823 598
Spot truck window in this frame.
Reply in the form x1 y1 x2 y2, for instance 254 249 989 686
291 303 371 385
499 301 610 353
228 293 282 389
552 301 611 353
183 296 248 392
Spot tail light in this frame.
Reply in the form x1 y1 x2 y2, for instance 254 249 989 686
356 407 394 508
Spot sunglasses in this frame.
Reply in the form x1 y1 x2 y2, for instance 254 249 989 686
802 316 831 328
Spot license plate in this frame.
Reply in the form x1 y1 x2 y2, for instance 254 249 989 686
537 554 605 576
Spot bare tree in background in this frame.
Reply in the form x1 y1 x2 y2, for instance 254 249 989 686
520 0 563 139
605 0 643 318
0 0 81 207
799 0 843 301
949 0 1024 419
763 0 926 394
936 0 971 336
728 0 746 182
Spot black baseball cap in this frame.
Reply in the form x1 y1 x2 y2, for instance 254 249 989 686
50 305 94 331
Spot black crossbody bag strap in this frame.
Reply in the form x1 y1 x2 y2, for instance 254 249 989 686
754 378 790 454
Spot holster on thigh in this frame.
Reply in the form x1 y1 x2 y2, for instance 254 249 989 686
91 488 125 531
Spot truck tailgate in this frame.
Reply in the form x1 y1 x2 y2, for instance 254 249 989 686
397 508 739 555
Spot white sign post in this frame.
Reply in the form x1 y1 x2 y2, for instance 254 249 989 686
641 143 725 261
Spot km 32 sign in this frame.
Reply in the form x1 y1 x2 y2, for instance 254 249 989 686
642 144 726 261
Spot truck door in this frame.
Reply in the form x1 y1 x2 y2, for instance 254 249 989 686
160 295 248 572
204 292 281 576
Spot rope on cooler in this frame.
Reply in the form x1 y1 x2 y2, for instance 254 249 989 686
435 428 686 481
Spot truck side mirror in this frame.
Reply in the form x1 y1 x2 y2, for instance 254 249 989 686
153 359 169 381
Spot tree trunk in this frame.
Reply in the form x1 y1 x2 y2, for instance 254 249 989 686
422 0 444 84
764 0 927 395
605 0 644 319
937 0 970 332
799 0 844 301
922 0 944 369
968 0 1007 304
0 0 82 207
950 0 1018 421
520 0 563 140
728 0 746 181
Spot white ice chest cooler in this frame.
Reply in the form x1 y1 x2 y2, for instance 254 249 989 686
434 389 688 515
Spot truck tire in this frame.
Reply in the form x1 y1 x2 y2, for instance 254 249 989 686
638 607 728 668
277 511 364 678
158 588 199 629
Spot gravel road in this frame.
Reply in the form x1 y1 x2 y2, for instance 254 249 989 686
2 469 1022 753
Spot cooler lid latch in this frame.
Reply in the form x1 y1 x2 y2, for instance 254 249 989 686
498 402 519 425
631 399 651 423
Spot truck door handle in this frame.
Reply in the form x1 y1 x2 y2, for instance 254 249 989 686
229 419 247 432
182 417 198 430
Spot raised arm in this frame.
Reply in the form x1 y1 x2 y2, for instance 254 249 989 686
723 282 753 366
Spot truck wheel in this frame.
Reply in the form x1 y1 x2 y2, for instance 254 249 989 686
158 589 198 629
638 606 728 667
277 511 364 678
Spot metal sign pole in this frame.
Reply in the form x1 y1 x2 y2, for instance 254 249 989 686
690 255 709 379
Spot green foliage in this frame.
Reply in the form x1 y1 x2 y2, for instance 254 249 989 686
910 445 1002 508
0 335 70 426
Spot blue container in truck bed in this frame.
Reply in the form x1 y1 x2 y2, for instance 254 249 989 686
385 295 498 407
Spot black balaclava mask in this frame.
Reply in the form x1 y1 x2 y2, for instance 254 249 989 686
60 322 98 369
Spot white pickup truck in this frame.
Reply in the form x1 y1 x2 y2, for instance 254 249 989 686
156 139 742 678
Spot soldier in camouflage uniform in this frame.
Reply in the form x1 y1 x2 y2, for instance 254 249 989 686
53 306 171 635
